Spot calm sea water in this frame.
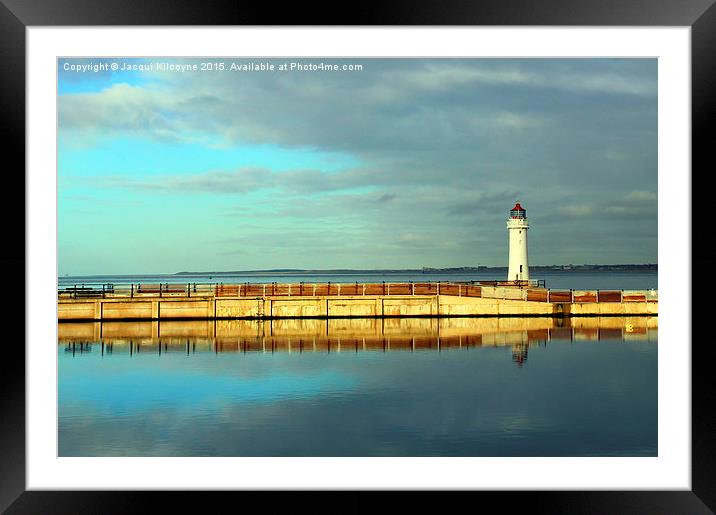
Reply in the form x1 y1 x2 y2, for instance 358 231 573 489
58 316 657 457
59 269 658 291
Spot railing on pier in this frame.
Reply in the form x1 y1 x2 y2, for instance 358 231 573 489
57 281 658 304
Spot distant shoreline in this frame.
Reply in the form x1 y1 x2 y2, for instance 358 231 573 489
60 264 657 280
174 265 657 275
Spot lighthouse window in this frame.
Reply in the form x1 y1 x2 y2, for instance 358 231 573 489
520 265 523 273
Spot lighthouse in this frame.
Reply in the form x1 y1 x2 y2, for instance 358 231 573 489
507 202 530 282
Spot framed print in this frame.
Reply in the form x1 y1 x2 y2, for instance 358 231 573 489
3 0 713 512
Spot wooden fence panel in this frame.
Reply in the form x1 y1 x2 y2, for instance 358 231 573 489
313 284 340 296
137 283 162 293
598 290 622 303
363 283 385 295
548 290 572 303
313 284 329 296
573 290 597 303
270 284 289 296
622 290 647 302
339 283 362 295
464 285 482 297
244 284 265 296
388 283 412 295
414 283 438 295
526 289 548 302
438 284 460 296
215 285 239 297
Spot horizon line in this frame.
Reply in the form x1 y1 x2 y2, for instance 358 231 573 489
59 263 658 279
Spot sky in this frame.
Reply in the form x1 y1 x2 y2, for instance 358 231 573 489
57 58 657 275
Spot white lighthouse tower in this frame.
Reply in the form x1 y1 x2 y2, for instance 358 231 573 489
507 202 530 283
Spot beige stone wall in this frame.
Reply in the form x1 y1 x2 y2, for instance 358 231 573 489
437 295 556 316
272 299 325 318
215 299 264 318
569 301 659 315
327 297 381 317
57 295 658 321
101 301 153 320
383 297 437 316
58 302 96 320
156 300 212 319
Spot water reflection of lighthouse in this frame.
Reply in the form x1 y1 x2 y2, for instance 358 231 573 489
511 343 529 366
507 202 530 282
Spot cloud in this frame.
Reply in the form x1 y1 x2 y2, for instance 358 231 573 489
103 167 277 194
96 166 399 196
604 205 656 217
59 59 656 154
397 233 431 243
445 190 520 217
562 72 657 97
383 62 656 97
559 205 594 217
496 112 545 129
60 83 180 141
597 190 658 218
390 64 534 91
58 58 658 270
624 190 657 202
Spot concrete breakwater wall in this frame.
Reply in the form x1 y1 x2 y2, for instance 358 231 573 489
58 291 658 321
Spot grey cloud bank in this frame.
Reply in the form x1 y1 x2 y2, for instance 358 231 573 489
59 58 657 272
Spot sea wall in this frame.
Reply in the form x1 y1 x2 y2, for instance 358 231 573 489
58 294 658 321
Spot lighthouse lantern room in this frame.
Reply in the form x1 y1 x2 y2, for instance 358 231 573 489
507 202 530 282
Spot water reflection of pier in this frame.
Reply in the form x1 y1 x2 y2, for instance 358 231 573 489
59 317 657 363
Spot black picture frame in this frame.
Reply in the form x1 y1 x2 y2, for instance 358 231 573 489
2 0 712 511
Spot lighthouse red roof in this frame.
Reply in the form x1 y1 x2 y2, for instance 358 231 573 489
511 202 525 211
